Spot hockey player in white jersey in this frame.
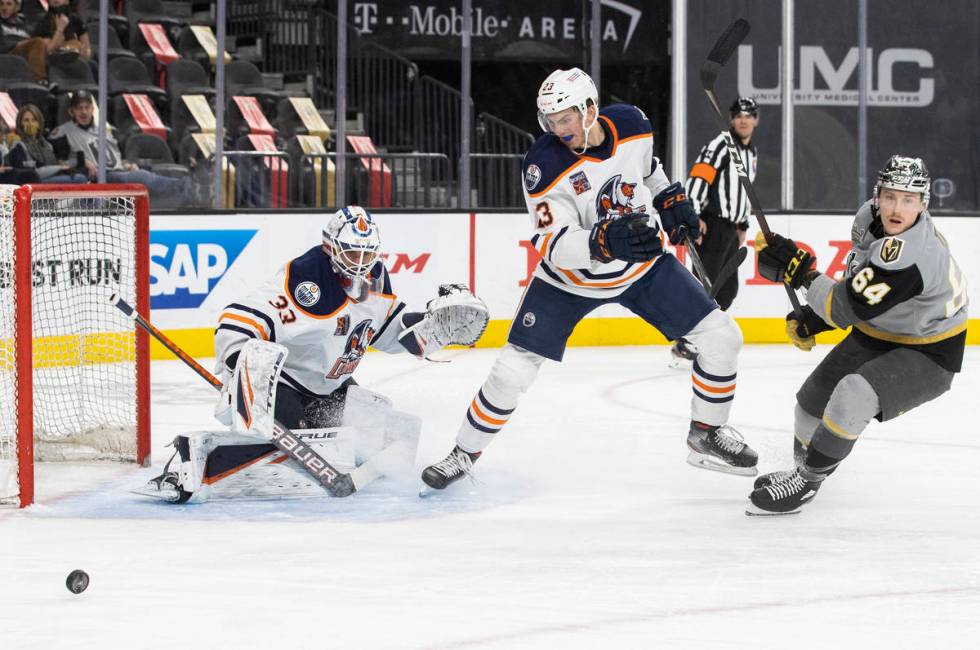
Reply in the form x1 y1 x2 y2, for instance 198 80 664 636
748 156 968 515
141 206 489 502
421 68 758 491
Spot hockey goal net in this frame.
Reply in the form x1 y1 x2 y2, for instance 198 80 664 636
0 184 150 507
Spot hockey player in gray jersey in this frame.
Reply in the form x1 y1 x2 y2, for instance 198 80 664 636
747 156 968 515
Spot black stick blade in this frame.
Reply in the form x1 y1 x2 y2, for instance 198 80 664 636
706 18 750 66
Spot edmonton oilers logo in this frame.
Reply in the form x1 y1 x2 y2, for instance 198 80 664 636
295 281 321 307
522 312 536 327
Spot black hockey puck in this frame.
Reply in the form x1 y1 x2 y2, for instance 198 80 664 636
66 569 89 594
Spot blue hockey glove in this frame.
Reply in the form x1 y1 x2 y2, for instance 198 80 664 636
589 214 663 263
653 182 698 245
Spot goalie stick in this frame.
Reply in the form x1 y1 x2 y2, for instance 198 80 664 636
110 293 384 498
699 18 804 319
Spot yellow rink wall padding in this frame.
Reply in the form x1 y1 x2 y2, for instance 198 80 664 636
147 318 980 361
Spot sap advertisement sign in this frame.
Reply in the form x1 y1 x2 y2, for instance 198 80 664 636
149 230 257 309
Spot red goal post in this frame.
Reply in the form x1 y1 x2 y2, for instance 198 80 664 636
1 184 151 507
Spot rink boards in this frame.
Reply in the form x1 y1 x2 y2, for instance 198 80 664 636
145 211 980 358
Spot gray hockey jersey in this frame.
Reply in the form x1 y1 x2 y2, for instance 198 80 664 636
807 199 968 371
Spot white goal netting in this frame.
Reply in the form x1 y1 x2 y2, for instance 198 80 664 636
0 185 147 504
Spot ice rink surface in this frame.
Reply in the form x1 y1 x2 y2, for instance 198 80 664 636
2 344 978 649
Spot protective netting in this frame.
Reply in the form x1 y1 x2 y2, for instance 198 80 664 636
1 186 142 503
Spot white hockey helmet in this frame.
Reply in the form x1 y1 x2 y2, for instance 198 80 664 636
874 155 931 209
323 206 382 284
536 67 599 132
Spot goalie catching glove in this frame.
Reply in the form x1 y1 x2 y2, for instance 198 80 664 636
399 284 490 359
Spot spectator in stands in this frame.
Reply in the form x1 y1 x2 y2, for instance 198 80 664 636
7 103 87 183
51 90 200 206
0 118 40 183
11 0 89 82
0 0 31 53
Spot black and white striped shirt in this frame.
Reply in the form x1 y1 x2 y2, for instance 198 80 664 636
685 130 757 227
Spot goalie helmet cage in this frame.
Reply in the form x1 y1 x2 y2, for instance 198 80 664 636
0 184 151 508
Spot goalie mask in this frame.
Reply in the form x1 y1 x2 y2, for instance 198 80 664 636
536 67 599 153
323 206 382 300
874 155 931 210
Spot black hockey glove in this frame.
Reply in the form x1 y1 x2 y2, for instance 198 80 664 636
785 306 834 351
755 232 816 289
653 182 698 245
589 214 662 263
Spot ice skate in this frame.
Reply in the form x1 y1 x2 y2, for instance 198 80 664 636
668 337 698 369
686 421 758 476
132 471 192 504
420 445 480 494
746 468 821 516
754 438 808 489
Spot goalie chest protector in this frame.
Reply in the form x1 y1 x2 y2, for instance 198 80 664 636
215 246 403 397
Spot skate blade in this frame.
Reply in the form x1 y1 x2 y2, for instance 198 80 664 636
745 502 801 516
667 355 693 370
418 482 442 498
130 483 181 503
686 452 758 477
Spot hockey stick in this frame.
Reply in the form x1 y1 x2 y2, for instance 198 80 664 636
700 18 804 318
685 232 713 294
708 246 748 300
110 294 385 498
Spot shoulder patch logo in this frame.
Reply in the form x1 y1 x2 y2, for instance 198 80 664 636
294 281 321 307
524 164 542 191
569 171 591 195
522 312 536 327
880 237 904 264
335 315 350 336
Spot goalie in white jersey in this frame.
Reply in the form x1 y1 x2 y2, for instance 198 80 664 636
421 68 759 491
141 206 489 502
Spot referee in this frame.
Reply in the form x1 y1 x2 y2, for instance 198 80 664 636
671 97 759 365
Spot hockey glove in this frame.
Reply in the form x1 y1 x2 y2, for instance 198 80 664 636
785 306 834 351
755 231 816 289
398 284 490 359
588 214 662 263
653 182 698 245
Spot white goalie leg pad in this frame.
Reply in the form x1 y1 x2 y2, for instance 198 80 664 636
214 339 289 438
683 309 743 426
342 386 421 473
160 428 358 502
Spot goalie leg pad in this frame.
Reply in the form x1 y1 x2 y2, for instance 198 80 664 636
456 344 544 453
215 340 289 438
342 386 421 467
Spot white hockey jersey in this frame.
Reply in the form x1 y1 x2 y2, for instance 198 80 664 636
214 245 409 398
521 103 673 298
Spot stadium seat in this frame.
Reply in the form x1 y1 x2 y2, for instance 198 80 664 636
126 0 185 45
0 54 53 122
175 25 216 73
48 58 98 95
224 61 287 119
81 4 131 48
108 57 169 121
124 133 190 178
111 93 171 150
88 21 137 63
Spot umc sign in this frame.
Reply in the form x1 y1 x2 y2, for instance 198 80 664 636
737 45 934 106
